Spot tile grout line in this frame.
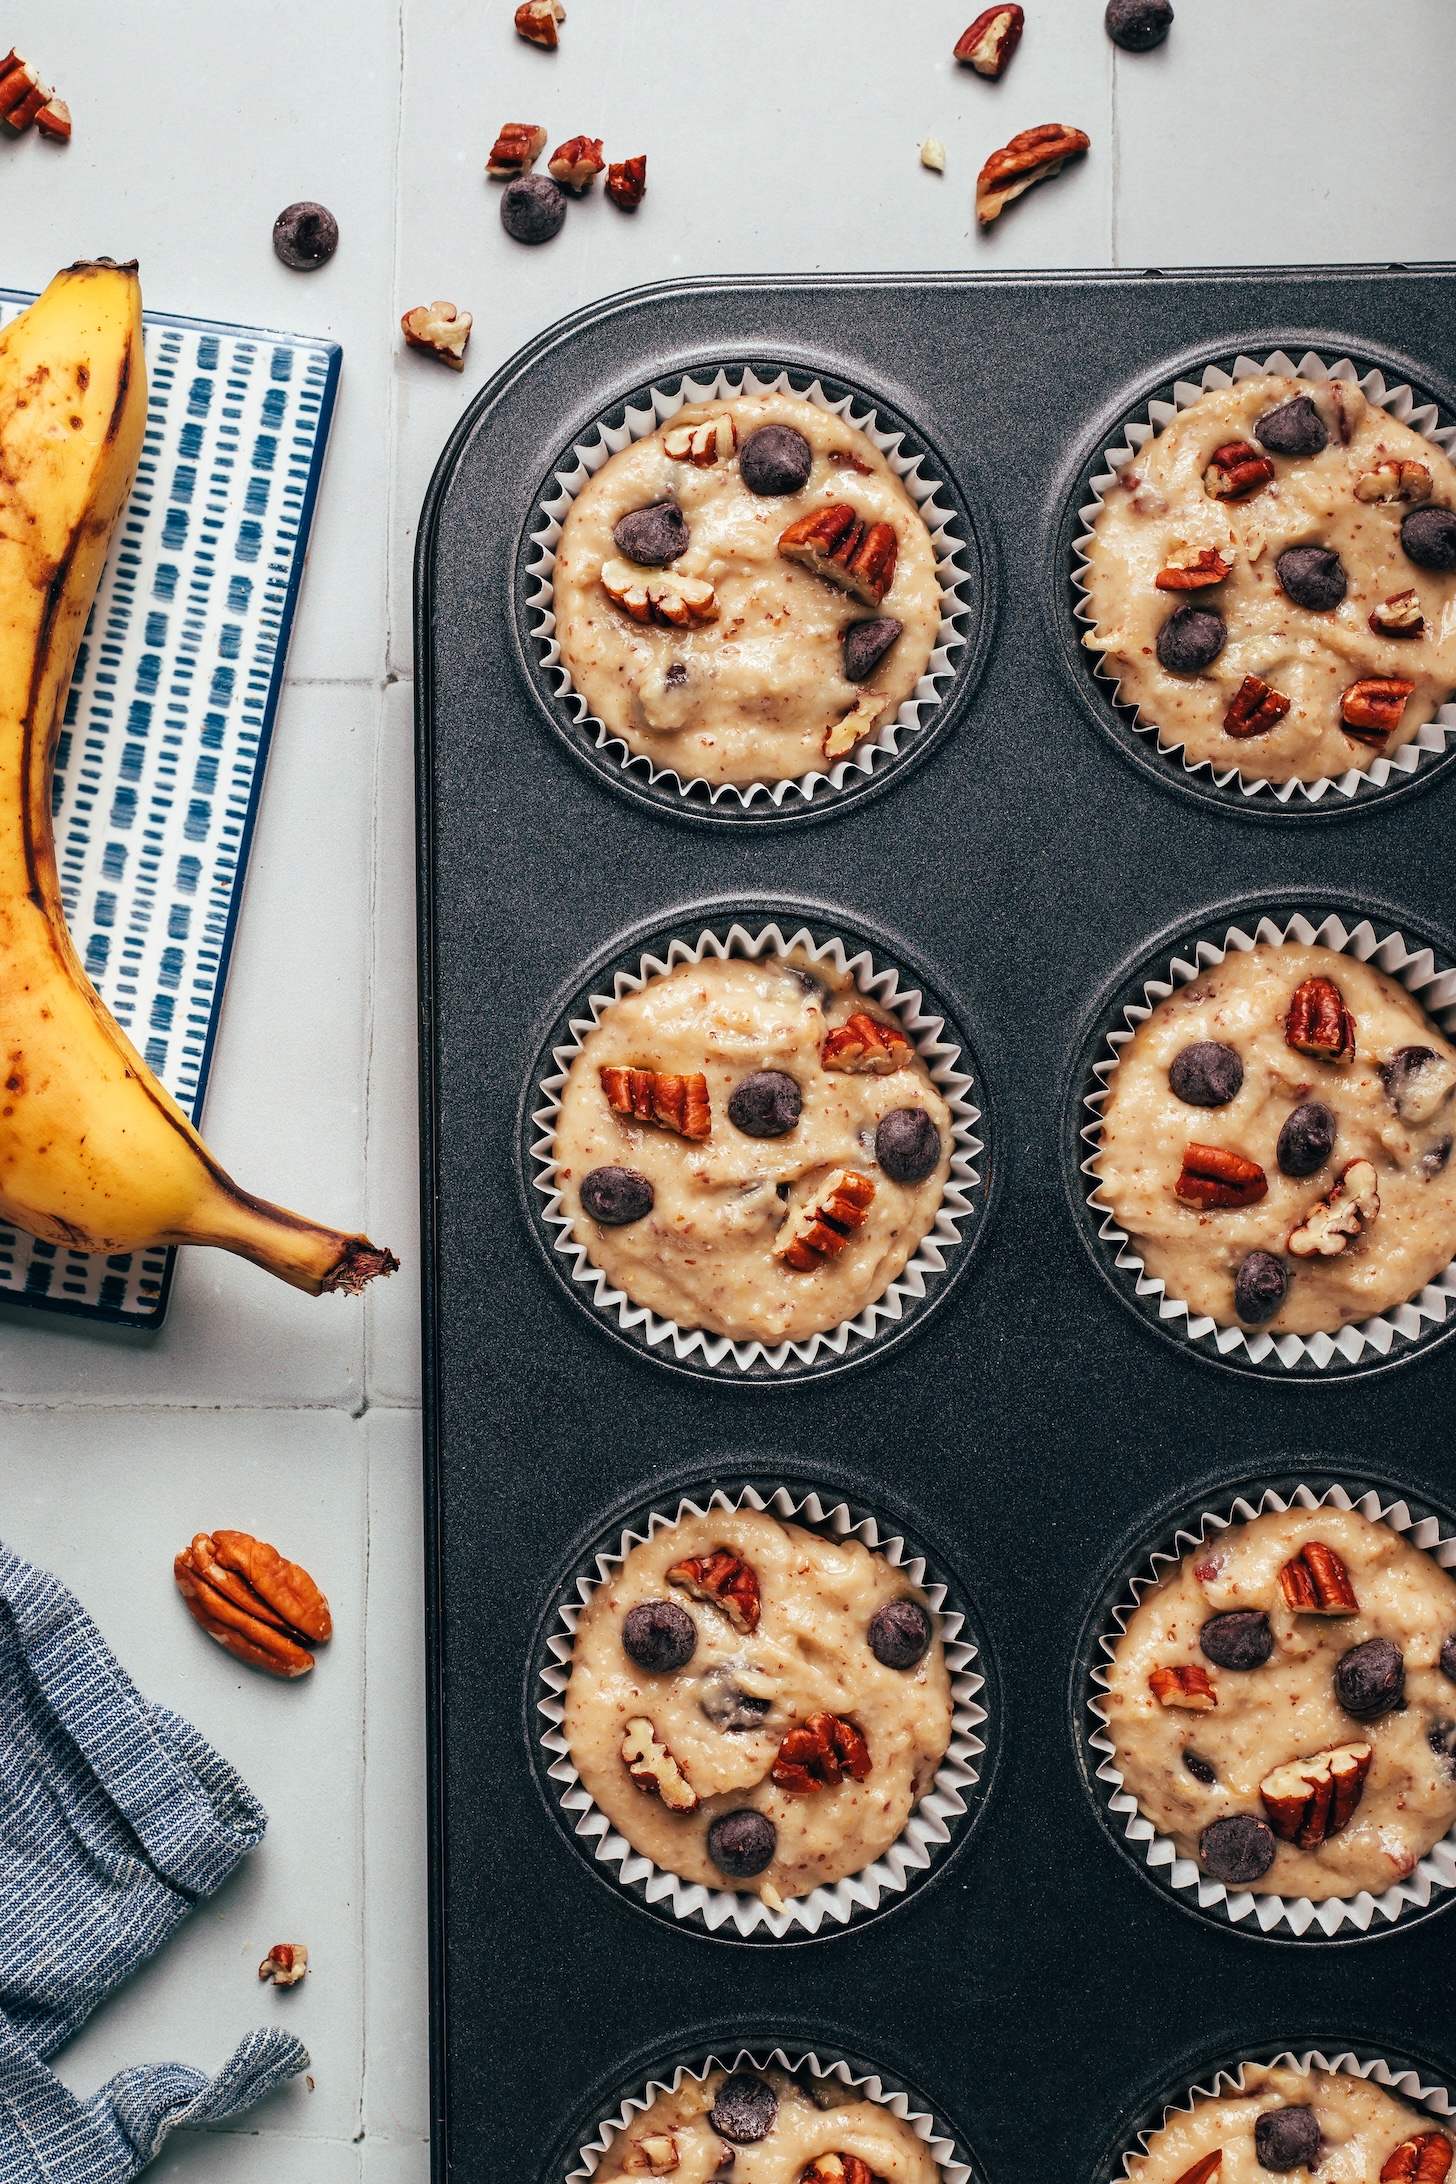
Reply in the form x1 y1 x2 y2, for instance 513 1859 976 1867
356 1406 375 2160
1109 49 1120 269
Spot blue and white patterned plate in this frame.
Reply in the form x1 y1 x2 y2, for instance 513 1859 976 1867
0 291 341 1328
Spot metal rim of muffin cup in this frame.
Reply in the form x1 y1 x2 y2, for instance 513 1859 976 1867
1065 891 1456 1379
1061 340 1456 817
515 360 983 827
1076 1472 1456 1945
530 1476 993 1944
520 900 988 1381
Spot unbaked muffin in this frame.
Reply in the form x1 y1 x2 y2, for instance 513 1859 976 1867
1129 2062 1453 2184
592 2064 941 2184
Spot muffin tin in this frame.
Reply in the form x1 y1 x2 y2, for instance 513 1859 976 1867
416 267 1456 2184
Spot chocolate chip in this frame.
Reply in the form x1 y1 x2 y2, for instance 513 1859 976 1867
868 1599 933 1669
1379 1045 1438 1117
272 202 339 270
711 2075 778 2144
843 617 903 683
1234 1251 1288 1325
1276 544 1347 611
727 1071 802 1138
1156 604 1226 674
621 1600 697 1673
612 500 689 567
665 661 688 688
1169 1040 1243 1107
1182 1749 1218 1786
698 1664 771 1731
1277 1100 1336 1178
1335 1635 1405 1719
500 173 567 244
1104 0 1173 48
1442 1635 1456 1682
1200 1609 1273 1671
875 1107 941 1185
1403 505 1456 572
1430 1719 1456 1773
1198 1812 1276 1885
739 424 813 497
707 1810 777 1880
1424 1136 1453 1178
1255 2110 1320 2173
1255 396 1329 458
580 1166 654 1226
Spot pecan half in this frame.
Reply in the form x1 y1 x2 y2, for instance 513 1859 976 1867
772 1709 872 1794
486 121 547 176
823 691 890 761
1288 1157 1380 1258
1259 1740 1372 1848
802 2158 888 2184
401 301 473 371
514 0 565 45
663 415 738 467
821 1011 913 1074
606 154 647 210
175 1530 331 1678
1174 1144 1268 1211
1369 588 1425 639
1286 975 1356 1064
624 2137 681 2176
1203 442 1275 501
1173 2158 1223 2184
667 1547 761 1633
622 1718 698 1811
600 560 718 628
599 1065 711 1139
774 1170 877 1271
953 4 1023 75
1149 1664 1218 1711
1155 548 1232 591
259 1943 308 1986
1340 676 1415 747
1279 1542 1360 1616
548 135 605 191
778 506 897 607
1222 674 1291 738
975 122 1089 225
1381 2135 1454 2184
1354 460 1432 505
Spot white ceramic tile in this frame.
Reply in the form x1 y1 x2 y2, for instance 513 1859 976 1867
361 2139 431 2184
364 682 423 1407
153 2129 360 2184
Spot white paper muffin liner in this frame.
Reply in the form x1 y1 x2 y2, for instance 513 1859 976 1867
1080 907 1456 1370
539 1482 987 1938
1119 2049 1453 2179
525 365 972 808
531 918 984 1373
1073 346 1456 804
570 2045 971 2184
1088 1479 1456 1938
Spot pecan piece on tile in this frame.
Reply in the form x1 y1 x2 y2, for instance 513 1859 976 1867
34 96 70 141
1259 1740 1372 1848
175 1530 330 1678
667 1547 761 1634
1155 547 1232 591
606 154 647 210
1172 2157 1223 2184
953 4 1024 75
0 53 50 133
487 121 547 176
548 134 605 190
1288 1157 1380 1258
774 1170 877 1272
1286 975 1356 1064
1203 442 1275 501
1381 2135 1454 2184
1222 674 1291 738
1354 459 1432 505
1174 1143 1268 1211
600 560 718 628
401 301 473 370
802 2158 887 2184
1279 1541 1360 1616
259 1943 309 1986
663 415 738 467
211 1529 333 1641
975 121 1089 224
823 691 891 761
515 0 565 44
599 1065 711 1139
778 505 898 607
1149 1664 1218 1711
1340 675 1415 747
622 1718 698 1811
623 2137 681 2176
771 1709 872 1794
821 1011 912 1074
1369 588 1425 639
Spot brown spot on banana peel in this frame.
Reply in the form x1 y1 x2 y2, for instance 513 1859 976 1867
104 335 132 448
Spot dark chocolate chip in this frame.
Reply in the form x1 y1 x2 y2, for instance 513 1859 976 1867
621 1600 697 1673
875 1107 942 1185
1276 544 1348 611
739 424 813 497
500 173 567 244
1169 1040 1244 1107
1199 1609 1273 1672
1255 396 1329 458
1430 1718 1456 1773
711 2075 778 2144
1277 1100 1336 1178
843 617 904 683
612 499 690 566
698 1664 771 1731
1379 1045 1439 1116
1104 0 1173 49
1424 1135 1454 1178
1255 2110 1320 2173
1198 1812 1276 1885
727 1071 802 1138
1182 1749 1218 1786
272 202 339 270
706 1810 777 1880
580 1165 654 1226
1156 604 1226 674
868 1599 933 1669
665 661 688 688
1403 505 1456 573
1442 1634 1456 1683
1335 1635 1405 1719
1233 1251 1288 1325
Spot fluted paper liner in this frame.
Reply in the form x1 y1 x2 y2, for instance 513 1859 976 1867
1088 1480 1456 1939
531 918 984 1373
539 1483 987 1939
1080 908 1456 1370
1073 346 1456 805
570 2046 971 2184
1118 2050 1453 2179
526 365 971 809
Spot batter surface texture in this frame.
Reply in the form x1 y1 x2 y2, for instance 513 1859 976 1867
591 2066 941 2184
1130 2064 1454 2184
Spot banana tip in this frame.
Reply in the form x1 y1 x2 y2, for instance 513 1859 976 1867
321 1239 401 1296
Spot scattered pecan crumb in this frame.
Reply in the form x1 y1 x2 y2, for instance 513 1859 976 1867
514 0 565 45
548 134 604 190
606 155 647 210
259 1943 309 1986
976 122 1089 224
401 301 472 370
486 122 547 177
955 5 1024 75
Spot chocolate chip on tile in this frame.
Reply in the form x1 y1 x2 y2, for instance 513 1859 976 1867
1233 1251 1287 1325
868 1599 933 1669
1199 1609 1273 1671
1104 0 1173 47
1335 1635 1405 1719
500 172 567 243
580 1166 654 1226
1255 396 1329 458
612 500 690 566
843 617 904 683
1255 2110 1320 2173
1182 1749 1218 1786
1442 1634 1456 1682
1156 604 1226 674
707 1809 777 1880
1277 1100 1336 1178
621 1600 697 1673
739 424 813 497
272 202 339 270
727 1071 802 1138
1169 1040 1244 1107
1403 505 1456 572
711 2075 779 2144
1276 544 1348 611
1198 1812 1276 1884
875 1107 942 1185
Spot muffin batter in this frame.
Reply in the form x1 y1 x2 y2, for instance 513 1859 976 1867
1093 943 1456 1334
1103 1505 1456 1900
1130 2063 1454 2184
553 952 955 1344
563 1507 952 1901
1081 374 1456 783
552 391 943 786
592 2064 941 2184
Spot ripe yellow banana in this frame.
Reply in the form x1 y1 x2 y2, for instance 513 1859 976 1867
0 260 397 1295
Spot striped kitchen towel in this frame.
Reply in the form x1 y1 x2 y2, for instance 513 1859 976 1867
0 1543 307 2179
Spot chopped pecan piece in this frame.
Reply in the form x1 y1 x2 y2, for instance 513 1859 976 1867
599 1065 711 1139
548 134 605 190
667 1547 761 1634
1259 1740 1372 1848
802 2159 886 2184
622 1718 698 1811
175 1530 331 1677
1288 1157 1380 1258
1149 1664 1218 1711
975 122 1089 224
1222 674 1291 738
1341 675 1415 747
1381 2135 1454 2184
259 1942 309 1986
772 1709 872 1794
401 301 473 370
623 2137 681 2176
1172 2158 1223 2184
487 121 547 176
0 53 50 133
1369 588 1425 639
600 560 718 628
778 505 898 607
774 1169 877 1270
1279 1542 1360 1616
821 1011 912 1075
1286 975 1356 1064
1354 460 1432 504
1174 1143 1268 1211
34 96 70 141
514 0 565 45
606 154 647 210
1155 547 1232 591
920 139 946 173
1203 442 1275 501
823 691 890 761
663 415 738 466
953 4 1024 74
